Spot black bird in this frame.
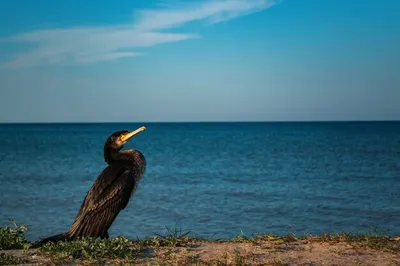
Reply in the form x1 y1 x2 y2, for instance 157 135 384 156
38 126 147 244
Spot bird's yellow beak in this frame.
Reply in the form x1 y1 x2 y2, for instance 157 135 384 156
120 126 146 142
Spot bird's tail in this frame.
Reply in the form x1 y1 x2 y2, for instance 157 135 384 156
36 232 69 246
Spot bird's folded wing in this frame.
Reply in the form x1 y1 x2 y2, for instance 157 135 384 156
75 164 127 216
67 167 135 238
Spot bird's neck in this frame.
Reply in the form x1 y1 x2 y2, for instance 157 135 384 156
104 147 146 168
104 148 122 165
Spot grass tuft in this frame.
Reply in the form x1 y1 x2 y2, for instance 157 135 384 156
0 219 30 250
138 226 192 248
38 236 140 263
0 252 26 265
308 232 400 253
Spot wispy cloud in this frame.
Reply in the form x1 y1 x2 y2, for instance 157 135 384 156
1 0 276 68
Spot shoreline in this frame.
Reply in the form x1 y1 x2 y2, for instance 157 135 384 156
1 221 399 265
1 234 399 265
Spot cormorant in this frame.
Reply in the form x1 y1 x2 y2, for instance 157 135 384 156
38 126 147 244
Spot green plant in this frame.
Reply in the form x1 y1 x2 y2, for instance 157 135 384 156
0 219 30 250
0 253 26 265
39 236 139 262
138 226 192 248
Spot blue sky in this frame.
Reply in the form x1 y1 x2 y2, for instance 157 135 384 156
0 0 399 122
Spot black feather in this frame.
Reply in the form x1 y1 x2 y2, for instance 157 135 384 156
38 129 146 243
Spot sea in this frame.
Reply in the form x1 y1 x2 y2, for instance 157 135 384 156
0 122 399 242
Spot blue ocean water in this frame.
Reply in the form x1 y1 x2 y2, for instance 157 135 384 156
0 122 399 242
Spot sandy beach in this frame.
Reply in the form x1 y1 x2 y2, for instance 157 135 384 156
2 235 399 265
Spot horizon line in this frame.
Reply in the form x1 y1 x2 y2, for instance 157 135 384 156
0 119 399 124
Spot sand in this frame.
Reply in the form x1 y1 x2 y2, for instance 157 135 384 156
2 237 400 265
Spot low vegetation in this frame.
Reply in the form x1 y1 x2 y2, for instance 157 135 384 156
232 228 400 254
0 219 30 250
0 252 27 265
0 220 398 265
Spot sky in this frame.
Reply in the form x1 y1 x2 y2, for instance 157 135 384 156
0 0 399 122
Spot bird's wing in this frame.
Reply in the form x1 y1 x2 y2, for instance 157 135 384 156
85 164 128 208
73 164 126 217
67 165 136 238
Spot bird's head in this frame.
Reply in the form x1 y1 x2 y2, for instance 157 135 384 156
106 126 147 151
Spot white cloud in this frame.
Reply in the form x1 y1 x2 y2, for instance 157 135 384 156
1 0 276 68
